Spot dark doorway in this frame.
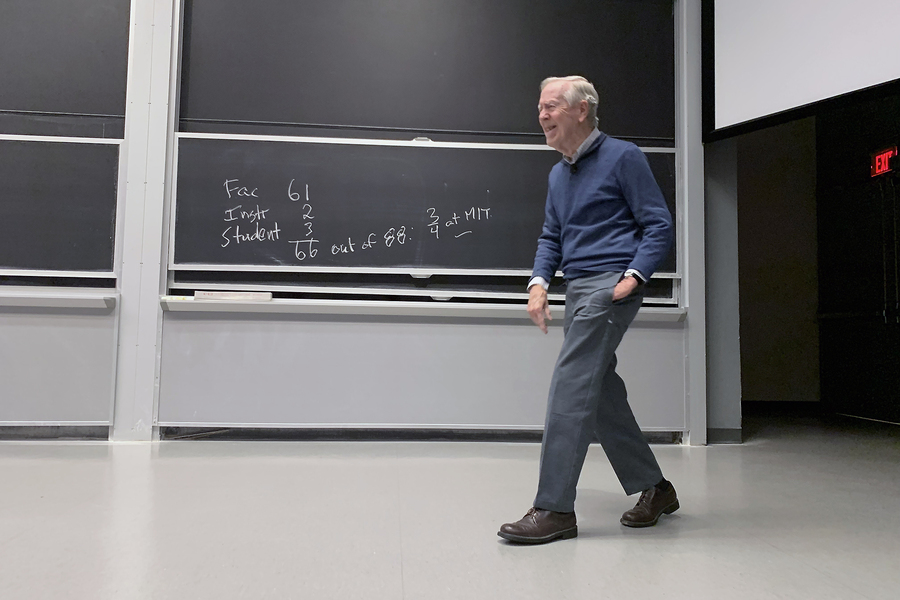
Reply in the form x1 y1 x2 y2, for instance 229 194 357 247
817 92 900 424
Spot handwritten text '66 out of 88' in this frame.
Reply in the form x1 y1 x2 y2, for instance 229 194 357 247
285 178 411 261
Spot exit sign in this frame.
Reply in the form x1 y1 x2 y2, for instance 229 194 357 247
871 146 897 177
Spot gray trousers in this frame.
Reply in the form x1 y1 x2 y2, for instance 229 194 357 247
533 272 664 513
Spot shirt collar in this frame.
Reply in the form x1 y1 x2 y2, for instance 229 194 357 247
563 128 601 164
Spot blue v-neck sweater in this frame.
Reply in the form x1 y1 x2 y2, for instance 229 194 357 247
532 132 673 282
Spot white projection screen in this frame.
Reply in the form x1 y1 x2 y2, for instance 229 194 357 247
713 0 900 131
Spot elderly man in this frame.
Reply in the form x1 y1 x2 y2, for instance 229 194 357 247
498 76 677 544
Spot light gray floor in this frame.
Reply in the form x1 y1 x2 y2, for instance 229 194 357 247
0 418 898 600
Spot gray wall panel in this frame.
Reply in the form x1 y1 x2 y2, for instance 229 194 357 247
626 322 688 430
705 138 742 430
158 313 686 430
0 308 117 423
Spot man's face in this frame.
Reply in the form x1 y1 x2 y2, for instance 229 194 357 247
538 81 588 155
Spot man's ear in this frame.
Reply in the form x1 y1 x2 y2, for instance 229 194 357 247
578 99 590 123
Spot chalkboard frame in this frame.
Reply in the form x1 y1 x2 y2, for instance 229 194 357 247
0 134 123 279
168 132 679 278
164 0 682 305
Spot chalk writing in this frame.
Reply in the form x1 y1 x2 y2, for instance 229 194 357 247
289 238 319 260
287 179 303 202
426 207 440 239
332 237 355 254
221 200 279 247
432 205 490 241
223 179 259 199
224 204 270 223
222 222 281 247
384 226 407 247
210 177 497 262
287 179 319 260
361 233 377 250
464 207 491 221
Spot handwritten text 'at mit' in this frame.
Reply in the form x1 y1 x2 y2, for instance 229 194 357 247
426 206 491 240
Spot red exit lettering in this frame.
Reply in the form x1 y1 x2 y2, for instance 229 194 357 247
871 147 897 177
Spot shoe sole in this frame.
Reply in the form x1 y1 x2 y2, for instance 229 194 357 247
620 500 680 528
497 526 578 544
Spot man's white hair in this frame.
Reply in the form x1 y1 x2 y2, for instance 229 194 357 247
540 76 599 127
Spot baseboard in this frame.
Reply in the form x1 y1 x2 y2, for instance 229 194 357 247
160 427 684 444
0 426 109 440
0 425 684 444
160 427 544 442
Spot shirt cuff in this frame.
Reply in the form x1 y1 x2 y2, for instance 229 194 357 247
527 276 550 291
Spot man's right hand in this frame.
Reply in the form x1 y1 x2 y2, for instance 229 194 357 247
527 285 552 334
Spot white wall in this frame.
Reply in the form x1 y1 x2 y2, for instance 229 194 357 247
715 0 900 129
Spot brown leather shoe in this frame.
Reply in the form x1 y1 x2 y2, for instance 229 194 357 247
620 482 679 527
498 507 577 544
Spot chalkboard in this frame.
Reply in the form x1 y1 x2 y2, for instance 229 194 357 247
180 0 675 141
0 140 119 272
0 1 130 137
173 137 676 273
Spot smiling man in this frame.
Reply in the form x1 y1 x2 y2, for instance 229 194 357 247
497 76 677 544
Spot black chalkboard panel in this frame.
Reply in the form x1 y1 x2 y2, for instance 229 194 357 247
173 137 676 273
0 140 119 271
0 1 130 136
180 0 674 141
